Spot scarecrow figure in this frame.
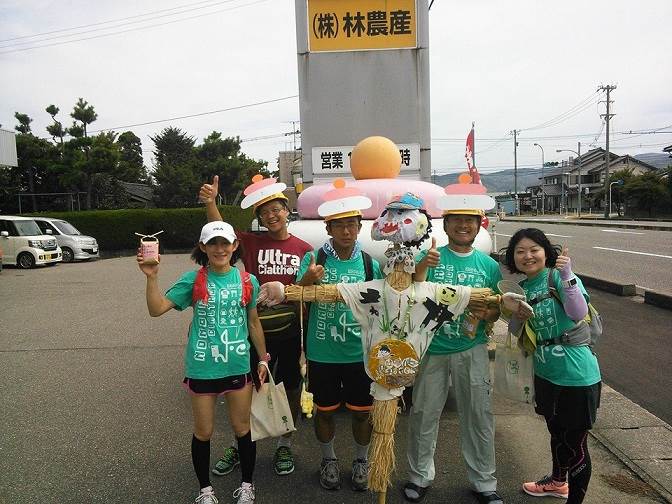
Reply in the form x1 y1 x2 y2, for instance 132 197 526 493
261 137 523 503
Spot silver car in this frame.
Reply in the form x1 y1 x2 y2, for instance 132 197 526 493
33 217 99 263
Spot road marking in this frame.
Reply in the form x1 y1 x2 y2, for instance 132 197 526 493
593 246 672 259
545 233 572 238
495 233 512 237
600 229 645 235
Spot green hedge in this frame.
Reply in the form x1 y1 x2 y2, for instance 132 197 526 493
26 206 254 252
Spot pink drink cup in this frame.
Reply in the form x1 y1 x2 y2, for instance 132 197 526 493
141 238 160 265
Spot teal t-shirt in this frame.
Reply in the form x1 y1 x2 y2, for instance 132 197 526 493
520 268 601 387
417 247 502 354
166 268 259 379
297 250 383 363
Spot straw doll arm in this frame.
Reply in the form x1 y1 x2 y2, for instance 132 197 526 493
285 284 343 303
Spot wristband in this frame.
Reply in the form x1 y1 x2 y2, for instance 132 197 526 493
258 352 271 364
561 277 578 288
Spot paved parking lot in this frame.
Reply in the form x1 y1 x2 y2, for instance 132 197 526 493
0 256 666 503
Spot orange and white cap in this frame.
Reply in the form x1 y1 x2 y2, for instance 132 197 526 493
436 173 495 216
240 174 288 210
318 179 372 222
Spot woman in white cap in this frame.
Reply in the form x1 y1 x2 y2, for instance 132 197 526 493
199 175 312 478
137 221 268 504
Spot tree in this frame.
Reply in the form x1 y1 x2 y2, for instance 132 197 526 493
14 112 32 134
194 131 269 205
45 105 66 152
623 172 670 217
66 98 99 208
590 168 634 217
116 131 147 182
69 98 97 138
13 112 59 212
150 127 198 207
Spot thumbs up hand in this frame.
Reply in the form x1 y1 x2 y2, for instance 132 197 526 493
424 237 440 268
556 245 576 281
303 252 325 284
199 175 219 204
555 245 571 272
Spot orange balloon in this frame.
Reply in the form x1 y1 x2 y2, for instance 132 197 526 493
458 173 472 184
350 136 401 180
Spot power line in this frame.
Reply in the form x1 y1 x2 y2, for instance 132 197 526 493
86 95 298 134
0 0 233 45
0 0 268 54
520 90 601 132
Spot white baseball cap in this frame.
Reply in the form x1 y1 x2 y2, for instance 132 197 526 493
199 221 237 244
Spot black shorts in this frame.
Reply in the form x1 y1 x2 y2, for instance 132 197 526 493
250 321 302 391
534 375 601 430
308 361 373 412
183 373 252 396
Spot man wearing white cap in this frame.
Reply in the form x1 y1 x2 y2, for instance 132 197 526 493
199 175 312 477
296 180 383 492
404 186 504 504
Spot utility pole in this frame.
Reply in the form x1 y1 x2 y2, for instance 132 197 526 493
577 141 582 217
511 129 519 214
599 84 616 218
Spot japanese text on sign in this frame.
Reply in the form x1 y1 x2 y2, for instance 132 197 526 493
307 0 417 52
312 144 420 175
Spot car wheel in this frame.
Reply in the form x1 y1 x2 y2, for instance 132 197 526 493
17 252 36 269
62 247 74 263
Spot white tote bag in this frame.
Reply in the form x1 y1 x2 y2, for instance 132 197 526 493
494 333 535 404
250 363 296 442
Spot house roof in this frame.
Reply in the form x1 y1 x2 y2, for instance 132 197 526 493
587 154 659 173
119 181 153 203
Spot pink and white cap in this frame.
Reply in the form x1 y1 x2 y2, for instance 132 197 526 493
436 173 496 216
240 174 288 210
317 179 372 222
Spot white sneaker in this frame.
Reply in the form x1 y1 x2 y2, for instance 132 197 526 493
194 486 219 504
233 482 255 504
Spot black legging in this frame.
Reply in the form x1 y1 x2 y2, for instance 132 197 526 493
546 418 591 504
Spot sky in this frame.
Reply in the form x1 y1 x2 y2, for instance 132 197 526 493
1 0 671 177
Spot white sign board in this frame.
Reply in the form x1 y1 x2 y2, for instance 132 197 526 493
312 143 419 178
0 129 18 167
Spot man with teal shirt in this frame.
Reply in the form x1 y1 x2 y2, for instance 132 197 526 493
404 199 504 504
296 181 383 492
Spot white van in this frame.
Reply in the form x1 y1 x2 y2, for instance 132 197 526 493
33 217 99 262
0 216 62 268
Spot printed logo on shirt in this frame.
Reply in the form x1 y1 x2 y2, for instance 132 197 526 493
257 249 301 276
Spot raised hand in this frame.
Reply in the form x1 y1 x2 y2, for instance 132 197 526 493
424 237 440 268
303 252 325 284
198 175 219 204
137 248 160 277
555 245 571 272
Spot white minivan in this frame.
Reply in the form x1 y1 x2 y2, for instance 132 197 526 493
33 217 99 262
0 216 62 268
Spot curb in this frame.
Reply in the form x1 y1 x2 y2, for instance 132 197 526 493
498 218 672 232
578 274 637 297
488 253 642 299
644 290 672 310
589 429 672 504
